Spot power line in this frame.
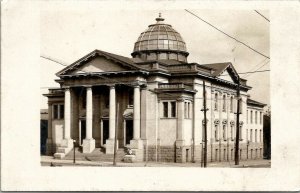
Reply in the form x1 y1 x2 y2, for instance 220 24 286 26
254 10 270 22
185 9 270 59
243 60 270 79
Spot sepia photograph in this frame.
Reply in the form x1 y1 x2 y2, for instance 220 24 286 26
2 1 300 191
40 9 270 167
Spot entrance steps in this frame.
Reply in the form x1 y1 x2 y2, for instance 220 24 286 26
64 147 126 162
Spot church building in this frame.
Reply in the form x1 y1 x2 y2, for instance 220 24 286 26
44 14 265 163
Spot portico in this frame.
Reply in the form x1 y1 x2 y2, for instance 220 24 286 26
54 78 145 157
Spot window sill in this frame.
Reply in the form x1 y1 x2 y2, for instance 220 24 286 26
160 117 177 119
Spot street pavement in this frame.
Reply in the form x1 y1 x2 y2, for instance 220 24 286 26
41 156 271 167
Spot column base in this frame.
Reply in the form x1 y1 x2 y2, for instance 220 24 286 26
82 138 95 153
46 138 53 155
129 139 144 162
130 139 143 149
175 140 185 163
105 139 118 154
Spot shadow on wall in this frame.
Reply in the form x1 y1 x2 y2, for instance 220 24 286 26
263 114 271 159
40 120 48 155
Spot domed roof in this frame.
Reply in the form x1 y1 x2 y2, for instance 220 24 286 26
131 14 189 62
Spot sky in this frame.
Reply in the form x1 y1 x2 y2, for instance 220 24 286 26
40 9 270 109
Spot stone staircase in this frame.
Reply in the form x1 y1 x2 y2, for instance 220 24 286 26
64 147 126 162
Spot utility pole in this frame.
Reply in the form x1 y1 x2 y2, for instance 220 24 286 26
201 80 208 167
234 77 241 165
113 103 119 166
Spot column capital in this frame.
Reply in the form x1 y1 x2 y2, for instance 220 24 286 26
107 84 116 89
176 97 185 102
83 85 92 89
64 86 70 91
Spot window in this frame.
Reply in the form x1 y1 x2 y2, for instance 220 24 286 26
246 129 248 141
53 105 59 119
161 101 177 118
171 101 176 118
223 125 227 140
163 102 168 118
247 110 248 123
250 129 253 142
260 112 262 124
230 96 233 112
230 125 234 140
184 101 191 118
59 105 64 119
222 95 226 112
260 129 262 142
255 129 257 142
250 110 253 124
215 125 219 141
53 104 64 119
255 111 257 124
214 93 218 111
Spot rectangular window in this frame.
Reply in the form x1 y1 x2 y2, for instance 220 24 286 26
255 129 257 142
171 101 176 118
230 97 233 112
260 129 262 142
53 105 59 119
222 95 226 112
260 112 262 124
255 111 257 124
250 111 253 124
250 129 253 142
163 102 168 118
53 104 64 119
59 104 64 119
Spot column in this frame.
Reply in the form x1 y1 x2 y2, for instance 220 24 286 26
61 87 73 149
109 85 116 139
130 84 143 161
64 87 71 139
133 85 140 139
82 86 95 153
46 103 53 155
176 98 185 163
106 85 118 154
86 86 93 139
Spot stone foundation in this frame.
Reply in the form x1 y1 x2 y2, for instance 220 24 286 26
142 142 263 163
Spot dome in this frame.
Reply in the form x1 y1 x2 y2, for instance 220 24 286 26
131 14 189 62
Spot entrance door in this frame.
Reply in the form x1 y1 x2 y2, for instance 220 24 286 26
125 120 133 145
80 120 86 145
102 120 109 145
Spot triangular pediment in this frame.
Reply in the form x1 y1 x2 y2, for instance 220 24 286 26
218 68 235 83
72 55 131 74
56 50 141 76
216 63 239 83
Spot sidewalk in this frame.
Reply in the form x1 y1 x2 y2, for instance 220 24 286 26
41 156 271 167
